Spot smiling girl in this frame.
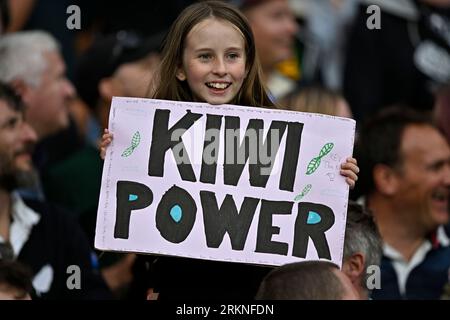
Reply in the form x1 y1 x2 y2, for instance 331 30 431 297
101 1 359 299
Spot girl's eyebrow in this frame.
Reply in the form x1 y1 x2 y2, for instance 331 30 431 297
225 47 244 51
194 48 213 52
194 46 244 52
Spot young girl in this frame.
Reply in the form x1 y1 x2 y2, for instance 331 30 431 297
101 1 359 299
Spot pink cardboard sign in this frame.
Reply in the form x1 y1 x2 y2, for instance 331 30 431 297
95 97 355 267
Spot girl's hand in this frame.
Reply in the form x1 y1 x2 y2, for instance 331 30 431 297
100 128 113 160
340 157 359 189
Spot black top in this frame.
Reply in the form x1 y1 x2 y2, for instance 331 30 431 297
17 199 112 299
147 255 273 301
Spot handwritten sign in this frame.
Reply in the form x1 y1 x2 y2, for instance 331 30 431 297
95 97 356 267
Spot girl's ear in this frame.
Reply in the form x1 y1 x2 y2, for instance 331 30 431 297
176 68 187 81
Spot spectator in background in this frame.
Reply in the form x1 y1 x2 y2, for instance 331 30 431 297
255 260 359 300
0 31 75 141
74 30 163 139
278 86 353 118
343 201 382 300
0 82 111 299
42 30 162 297
0 260 33 300
0 31 77 201
354 106 450 299
235 0 299 101
344 0 450 122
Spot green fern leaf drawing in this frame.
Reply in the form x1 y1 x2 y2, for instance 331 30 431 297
306 157 321 175
121 146 134 157
306 142 335 175
294 184 312 201
131 131 141 149
121 131 141 157
319 143 334 158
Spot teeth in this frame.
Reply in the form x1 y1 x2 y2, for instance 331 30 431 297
207 82 229 89
432 190 449 201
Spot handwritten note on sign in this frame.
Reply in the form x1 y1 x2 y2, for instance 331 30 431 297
95 97 356 267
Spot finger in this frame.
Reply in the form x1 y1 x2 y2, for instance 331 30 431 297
346 157 357 165
346 177 355 189
101 137 112 147
340 169 358 182
341 162 360 174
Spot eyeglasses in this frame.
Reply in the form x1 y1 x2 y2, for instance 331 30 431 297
0 242 14 261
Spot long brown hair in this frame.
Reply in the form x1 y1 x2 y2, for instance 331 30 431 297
150 0 274 108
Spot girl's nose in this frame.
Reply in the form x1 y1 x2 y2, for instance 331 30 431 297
213 58 227 76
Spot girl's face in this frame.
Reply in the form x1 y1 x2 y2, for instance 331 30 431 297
176 18 248 105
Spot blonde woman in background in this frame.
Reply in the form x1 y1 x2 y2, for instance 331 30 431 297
279 86 353 118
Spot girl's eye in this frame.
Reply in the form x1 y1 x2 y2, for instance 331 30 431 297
227 53 239 60
199 54 212 60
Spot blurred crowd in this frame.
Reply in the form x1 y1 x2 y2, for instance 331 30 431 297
0 0 449 300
